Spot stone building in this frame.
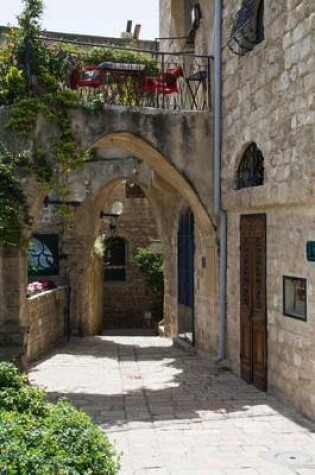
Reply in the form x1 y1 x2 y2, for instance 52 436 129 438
1 0 315 422
161 0 315 419
221 0 315 420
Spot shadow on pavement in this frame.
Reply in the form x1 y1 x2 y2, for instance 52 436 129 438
29 333 315 434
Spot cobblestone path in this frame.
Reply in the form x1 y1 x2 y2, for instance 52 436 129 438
29 334 315 475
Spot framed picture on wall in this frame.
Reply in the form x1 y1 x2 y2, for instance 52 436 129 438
283 276 307 321
28 234 59 276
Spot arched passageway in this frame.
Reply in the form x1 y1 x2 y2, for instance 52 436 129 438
60 131 217 356
2 129 217 362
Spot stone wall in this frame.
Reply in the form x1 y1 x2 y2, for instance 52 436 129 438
227 207 315 420
194 228 217 356
0 29 216 362
26 287 65 361
222 0 315 419
159 0 214 54
221 0 315 209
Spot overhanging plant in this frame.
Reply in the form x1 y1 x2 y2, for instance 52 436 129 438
0 0 90 247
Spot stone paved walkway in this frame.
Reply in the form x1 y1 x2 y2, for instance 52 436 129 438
29 333 315 475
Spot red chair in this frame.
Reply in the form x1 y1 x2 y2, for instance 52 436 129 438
144 66 183 96
70 65 105 89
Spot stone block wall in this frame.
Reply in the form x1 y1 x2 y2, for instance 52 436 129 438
222 0 315 419
227 207 315 420
26 287 65 361
194 229 217 355
268 208 315 419
159 0 214 54
221 0 315 209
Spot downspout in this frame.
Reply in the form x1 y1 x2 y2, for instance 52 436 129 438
213 0 227 363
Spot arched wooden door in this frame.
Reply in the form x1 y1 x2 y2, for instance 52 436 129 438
177 208 195 344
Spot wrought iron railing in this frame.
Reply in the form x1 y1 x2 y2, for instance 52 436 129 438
40 37 213 111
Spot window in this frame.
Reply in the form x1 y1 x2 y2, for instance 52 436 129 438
28 234 59 276
228 0 264 56
125 181 145 198
283 276 307 321
237 142 264 190
104 237 127 281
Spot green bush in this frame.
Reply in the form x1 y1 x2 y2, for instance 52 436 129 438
0 361 27 389
0 363 120 474
134 247 164 321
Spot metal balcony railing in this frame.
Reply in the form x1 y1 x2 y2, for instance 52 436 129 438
41 37 213 112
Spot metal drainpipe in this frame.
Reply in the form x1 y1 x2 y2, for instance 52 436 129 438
213 0 227 363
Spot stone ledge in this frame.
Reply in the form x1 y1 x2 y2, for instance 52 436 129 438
27 286 64 301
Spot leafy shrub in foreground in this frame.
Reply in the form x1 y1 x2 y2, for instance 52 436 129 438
0 361 27 389
0 386 48 417
0 363 120 474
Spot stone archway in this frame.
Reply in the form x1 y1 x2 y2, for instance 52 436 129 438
1 113 216 362
63 132 216 350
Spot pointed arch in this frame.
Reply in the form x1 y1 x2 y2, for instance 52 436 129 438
237 142 264 190
93 131 215 234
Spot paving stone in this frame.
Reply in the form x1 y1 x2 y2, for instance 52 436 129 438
29 334 315 474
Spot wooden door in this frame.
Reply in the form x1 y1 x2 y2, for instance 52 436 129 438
240 214 267 391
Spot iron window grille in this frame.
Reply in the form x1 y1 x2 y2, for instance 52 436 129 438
237 142 264 189
228 0 264 56
186 3 202 44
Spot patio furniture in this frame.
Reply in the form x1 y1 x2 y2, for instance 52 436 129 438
70 62 147 104
185 70 208 110
143 66 184 107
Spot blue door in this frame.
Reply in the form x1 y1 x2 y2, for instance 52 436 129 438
177 208 195 344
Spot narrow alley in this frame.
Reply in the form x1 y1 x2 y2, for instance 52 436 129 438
29 334 315 475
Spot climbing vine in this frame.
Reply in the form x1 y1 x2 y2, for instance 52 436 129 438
0 146 30 247
0 0 158 247
0 0 89 246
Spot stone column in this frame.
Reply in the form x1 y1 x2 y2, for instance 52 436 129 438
0 247 28 366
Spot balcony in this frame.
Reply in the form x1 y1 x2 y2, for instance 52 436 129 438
48 39 213 112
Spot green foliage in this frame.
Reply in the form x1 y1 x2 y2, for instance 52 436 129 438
0 386 48 417
0 0 90 247
134 247 164 320
0 362 27 389
81 47 158 76
0 146 30 247
0 362 120 474
0 0 158 247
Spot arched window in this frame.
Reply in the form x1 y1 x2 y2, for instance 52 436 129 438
125 181 145 198
237 142 264 190
104 237 127 281
228 0 265 55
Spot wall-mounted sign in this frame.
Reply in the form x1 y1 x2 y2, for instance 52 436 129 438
306 241 315 262
283 276 307 321
28 234 59 276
